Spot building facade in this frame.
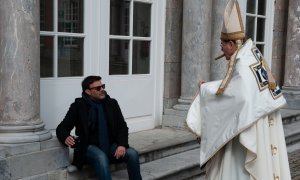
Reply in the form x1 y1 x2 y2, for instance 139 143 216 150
0 0 300 178
0 0 299 141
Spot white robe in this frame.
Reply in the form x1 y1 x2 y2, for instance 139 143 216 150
186 39 291 180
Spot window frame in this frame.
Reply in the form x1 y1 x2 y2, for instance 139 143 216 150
40 0 87 78
240 0 275 66
108 0 153 76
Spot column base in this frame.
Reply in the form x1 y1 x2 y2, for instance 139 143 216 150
0 135 69 179
162 97 194 129
282 86 300 110
172 97 193 111
0 123 52 144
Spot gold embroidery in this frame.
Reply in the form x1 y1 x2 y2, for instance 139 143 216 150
250 47 283 99
271 144 277 156
268 118 274 127
250 48 269 91
215 50 239 96
273 174 280 180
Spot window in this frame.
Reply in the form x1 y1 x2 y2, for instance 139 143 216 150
245 0 267 54
109 0 152 75
40 0 84 78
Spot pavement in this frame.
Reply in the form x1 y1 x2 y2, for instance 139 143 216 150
289 146 300 180
282 108 300 179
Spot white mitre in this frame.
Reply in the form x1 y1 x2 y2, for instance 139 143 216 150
216 0 245 95
221 0 245 41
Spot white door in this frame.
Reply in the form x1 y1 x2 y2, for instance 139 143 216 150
40 0 165 132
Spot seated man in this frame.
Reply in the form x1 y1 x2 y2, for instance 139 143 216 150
56 75 142 180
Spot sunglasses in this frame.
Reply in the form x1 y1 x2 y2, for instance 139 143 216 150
89 84 105 91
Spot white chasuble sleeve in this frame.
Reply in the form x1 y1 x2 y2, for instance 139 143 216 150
186 94 202 137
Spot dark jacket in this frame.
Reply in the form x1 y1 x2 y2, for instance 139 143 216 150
56 93 129 169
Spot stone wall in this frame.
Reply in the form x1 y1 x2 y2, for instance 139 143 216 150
163 0 183 109
271 0 289 86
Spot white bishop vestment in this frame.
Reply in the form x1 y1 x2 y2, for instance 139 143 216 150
186 39 291 180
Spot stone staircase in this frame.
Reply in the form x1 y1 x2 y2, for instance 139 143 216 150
66 108 300 180
1 108 299 180
66 128 202 180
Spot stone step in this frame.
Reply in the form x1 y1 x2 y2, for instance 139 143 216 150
163 108 300 129
66 128 200 179
14 114 300 180
130 128 199 164
0 136 70 180
284 118 300 146
281 108 300 125
111 148 204 180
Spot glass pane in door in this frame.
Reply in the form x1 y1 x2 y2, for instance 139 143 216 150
246 16 255 40
109 39 129 75
256 18 265 42
40 0 53 31
133 2 151 37
58 37 83 77
247 0 256 14
132 40 150 74
256 44 264 54
58 0 84 33
40 36 54 77
258 0 266 15
110 0 130 36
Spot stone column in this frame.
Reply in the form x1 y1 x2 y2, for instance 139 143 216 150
0 0 52 143
179 0 212 104
282 0 300 109
164 0 183 109
210 0 229 81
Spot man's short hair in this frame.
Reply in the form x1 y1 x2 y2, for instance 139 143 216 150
82 76 102 92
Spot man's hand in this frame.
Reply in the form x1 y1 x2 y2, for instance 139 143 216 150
198 80 206 87
114 146 126 159
64 135 75 147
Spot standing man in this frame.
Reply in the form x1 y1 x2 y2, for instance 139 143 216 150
56 75 142 180
186 0 291 179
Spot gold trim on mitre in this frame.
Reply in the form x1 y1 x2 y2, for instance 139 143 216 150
220 0 245 41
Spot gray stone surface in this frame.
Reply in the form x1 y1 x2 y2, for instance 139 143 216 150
281 0 300 110
129 128 197 155
2 143 69 180
283 118 300 145
0 0 51 143
210 0 228 81
112 148 201 180
164 0 183 109
282 87 300 109
271 0 289 85
164 62 181 105
162 113 187 129
284 0 300 87
0 134 69 180
288 149 300 180
181 0 212 100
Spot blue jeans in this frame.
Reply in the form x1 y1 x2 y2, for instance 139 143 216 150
85 144 142 180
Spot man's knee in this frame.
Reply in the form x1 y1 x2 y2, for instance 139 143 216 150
94 153 110 166
126 148 139 160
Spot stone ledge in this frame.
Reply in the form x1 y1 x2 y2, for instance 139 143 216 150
1 145 69 180
0 135 62 157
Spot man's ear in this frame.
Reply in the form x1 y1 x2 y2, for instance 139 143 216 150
229 41 237 50
85 89 91 95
